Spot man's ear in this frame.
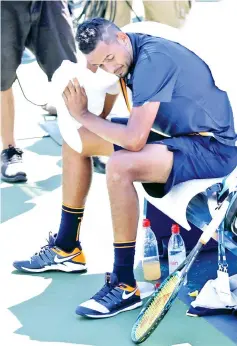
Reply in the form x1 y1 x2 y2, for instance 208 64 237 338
116 31 129 45
87 61 98 73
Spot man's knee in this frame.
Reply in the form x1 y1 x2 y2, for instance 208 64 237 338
106 151 134 184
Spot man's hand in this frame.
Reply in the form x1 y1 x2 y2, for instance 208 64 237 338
62 78 88 121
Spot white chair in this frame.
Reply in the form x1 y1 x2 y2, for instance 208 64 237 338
144 167 237 256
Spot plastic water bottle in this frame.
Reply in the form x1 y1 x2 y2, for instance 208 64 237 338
168 224 187 284
142 219 161 281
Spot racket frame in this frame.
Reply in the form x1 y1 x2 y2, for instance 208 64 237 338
131 198 231 343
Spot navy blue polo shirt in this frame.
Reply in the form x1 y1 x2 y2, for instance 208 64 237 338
126 33 237 146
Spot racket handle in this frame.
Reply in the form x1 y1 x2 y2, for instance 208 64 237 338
200 199 230 244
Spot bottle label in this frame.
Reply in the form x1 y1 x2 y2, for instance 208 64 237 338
169 252 186 274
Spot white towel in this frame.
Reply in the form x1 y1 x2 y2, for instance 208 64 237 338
51 59 119 153
187 274 237 317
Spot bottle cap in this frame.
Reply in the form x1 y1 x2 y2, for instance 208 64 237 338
171 224 180 234
143 219 150 227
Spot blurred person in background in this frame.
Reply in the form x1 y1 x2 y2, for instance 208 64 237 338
1 1 77 182
76 0 192 28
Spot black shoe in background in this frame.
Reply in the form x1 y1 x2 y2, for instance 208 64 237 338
1 145 27 183
93 156 106 174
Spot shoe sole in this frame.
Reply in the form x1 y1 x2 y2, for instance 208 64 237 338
14 262 87 273
1 175 27 183
77 301 143 319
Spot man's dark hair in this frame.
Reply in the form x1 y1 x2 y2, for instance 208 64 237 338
76 18 120 54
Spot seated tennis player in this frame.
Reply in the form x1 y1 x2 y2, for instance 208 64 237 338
13 18 237 319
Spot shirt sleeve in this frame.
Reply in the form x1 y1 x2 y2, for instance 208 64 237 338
132 52 180 107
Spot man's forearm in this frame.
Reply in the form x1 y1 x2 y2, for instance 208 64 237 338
78 111 135 150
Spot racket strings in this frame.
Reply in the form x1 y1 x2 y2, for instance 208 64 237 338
134 275 180 340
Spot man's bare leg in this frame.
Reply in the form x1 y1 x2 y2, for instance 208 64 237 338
54 126 114 251
13 125 114 272
106 144 173 242
103 143 173 288
62 126 114 207
75 144 173 318
1 88 15 148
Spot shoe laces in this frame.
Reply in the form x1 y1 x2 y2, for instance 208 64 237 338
92 282 115 301
92 273 122 303
3 145 23 164
34 232 56 259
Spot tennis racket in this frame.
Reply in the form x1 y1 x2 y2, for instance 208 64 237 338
131 198 231 344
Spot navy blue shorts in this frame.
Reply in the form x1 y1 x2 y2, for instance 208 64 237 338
111 117 237 198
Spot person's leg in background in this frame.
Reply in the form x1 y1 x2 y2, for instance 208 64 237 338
1 1 31 183
143 0 191 28
105 0 132 27
1 89 15 149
